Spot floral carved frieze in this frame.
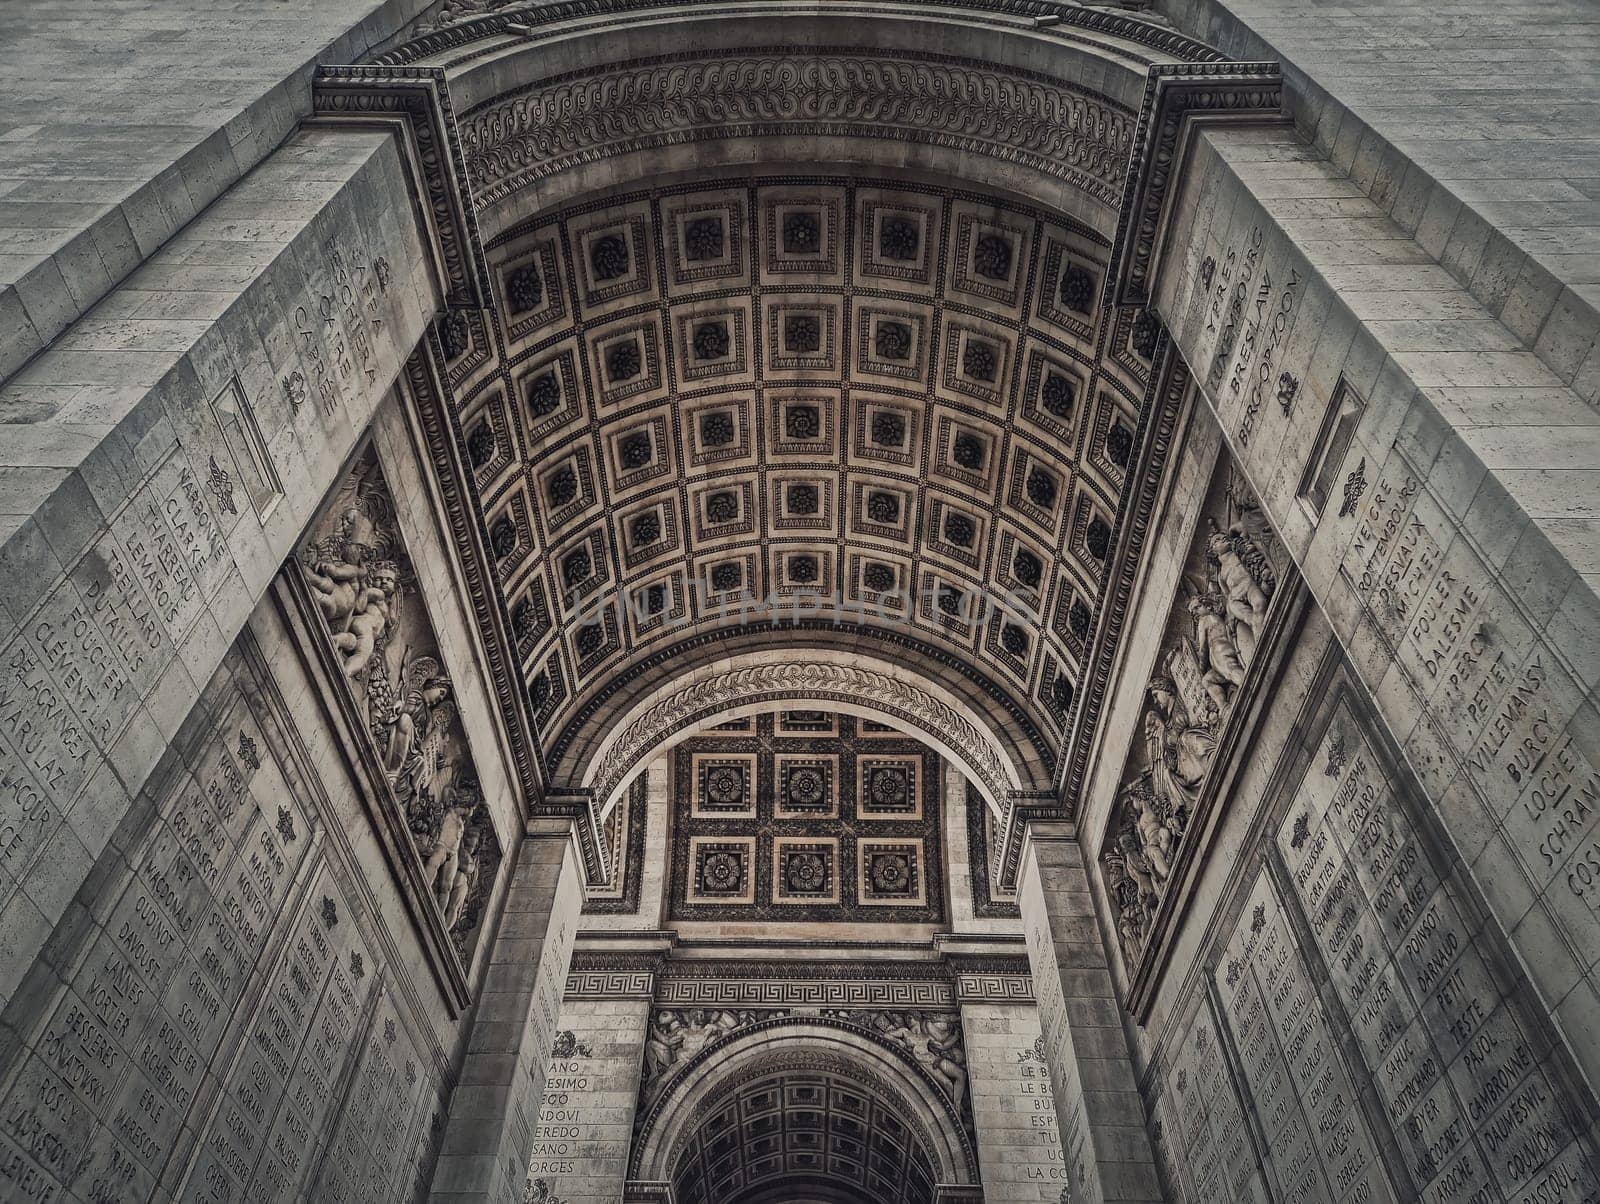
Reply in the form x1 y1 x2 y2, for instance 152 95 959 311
459 54 1135 209
583 661 1013 808
302 447 502 963
1101 457 1287 970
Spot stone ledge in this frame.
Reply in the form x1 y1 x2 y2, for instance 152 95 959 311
0 0 435 384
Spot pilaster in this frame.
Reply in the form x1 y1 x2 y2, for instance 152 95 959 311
955 971 1069 1202
1019 823 1161 1204
430 821 583 1204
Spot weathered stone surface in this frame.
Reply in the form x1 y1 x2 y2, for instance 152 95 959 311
0 0 434 380
0 124 435 1014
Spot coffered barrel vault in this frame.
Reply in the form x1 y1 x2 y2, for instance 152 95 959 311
2 3 1597 1204
453 176 1149 775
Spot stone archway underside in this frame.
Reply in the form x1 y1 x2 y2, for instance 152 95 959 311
578 654 1022 813
326 0 1238 831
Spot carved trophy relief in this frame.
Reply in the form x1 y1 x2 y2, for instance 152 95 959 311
302 447 502 962
637 1005 970 1114
1101 461 1286 967
825 1009 969 1110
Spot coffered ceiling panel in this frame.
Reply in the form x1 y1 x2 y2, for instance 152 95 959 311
440 175 1156 767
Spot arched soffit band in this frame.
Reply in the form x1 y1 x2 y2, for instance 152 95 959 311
372 1 1224 239
570 645 1034 816
631 1016 979 1185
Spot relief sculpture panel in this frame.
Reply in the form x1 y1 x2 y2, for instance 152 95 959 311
1142 664 1600 1204
1103 454 1288 969
301 445 502 962
0 641 446 1204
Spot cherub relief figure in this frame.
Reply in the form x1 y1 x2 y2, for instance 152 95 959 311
304 471 404 680
1101 466 1282 965
444 826 482 930
424 785 482 908
920 1013 968 1109
1186 590 1246 711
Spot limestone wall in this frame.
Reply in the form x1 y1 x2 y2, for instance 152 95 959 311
1092 403 1600 1202
523 999 649 1204
960 1001 1067 1202
0 604 455 1203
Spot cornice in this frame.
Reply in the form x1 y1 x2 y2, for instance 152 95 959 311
455 47 1136 211
370 0 1227 71
400 344 552 822
1109 60 1286 309
311 65 490 310
1056 335 1190 818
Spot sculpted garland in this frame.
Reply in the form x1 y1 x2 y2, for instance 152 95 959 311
303 448 501 957
1102 462 1283 963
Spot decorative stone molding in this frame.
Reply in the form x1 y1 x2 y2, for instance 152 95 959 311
992 788 1059 894
656 972 956 1011
1110 62 1286 309
401 344 554 827
1056 340 1190 816
459 51 1136 210
372 0 1227 71
565 954 659 999
632 1015 980 1183
311 66 490 310
582 661 1016 809
950 953 1035 1003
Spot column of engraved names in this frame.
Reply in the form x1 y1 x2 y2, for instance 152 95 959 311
1216 874 1393 1204
0 442 237 829
1151 998 1267 1204
1279 707 1599 1203
314 985 436 1204
0 698 306 1203
1343 448 1600 1046
254 868 372 1202
178 862 369 1203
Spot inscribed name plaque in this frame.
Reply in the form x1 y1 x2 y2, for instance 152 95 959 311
1147 998 1268 1204
1214 872 1394 1204
1277 699 1600 1204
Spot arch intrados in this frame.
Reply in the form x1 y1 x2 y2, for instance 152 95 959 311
575 647 1035 817
410 2 1216 238
633 1018 977 1184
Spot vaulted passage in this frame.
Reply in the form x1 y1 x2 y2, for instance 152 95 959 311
0 3 1598 1204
